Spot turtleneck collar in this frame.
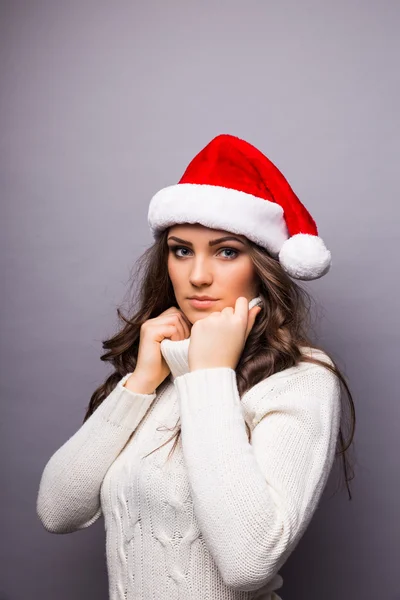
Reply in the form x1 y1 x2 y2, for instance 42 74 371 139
160 296 263 381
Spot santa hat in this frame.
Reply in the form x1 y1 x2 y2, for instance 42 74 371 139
148 134 331 281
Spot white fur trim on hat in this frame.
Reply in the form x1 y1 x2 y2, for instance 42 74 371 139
148 183 289 255
278 234 332 280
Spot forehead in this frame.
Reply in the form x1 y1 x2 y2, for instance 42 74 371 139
167 223 247 242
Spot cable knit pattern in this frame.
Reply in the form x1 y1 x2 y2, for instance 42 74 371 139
37 337 341 600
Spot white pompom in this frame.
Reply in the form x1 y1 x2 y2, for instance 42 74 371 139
278 234 332 281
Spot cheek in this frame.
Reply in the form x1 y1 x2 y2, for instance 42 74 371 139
167 256 180 286
225 258 255 285
225 266 257 298
167 256 174 279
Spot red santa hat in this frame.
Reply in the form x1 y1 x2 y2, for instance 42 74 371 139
148 134 331 280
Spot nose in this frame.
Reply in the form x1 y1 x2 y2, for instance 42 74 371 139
188 255 213 287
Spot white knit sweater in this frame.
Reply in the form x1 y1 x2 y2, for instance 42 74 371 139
37 335 341 600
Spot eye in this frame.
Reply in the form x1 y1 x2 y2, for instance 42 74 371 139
170 246 191 257
169 245 239 259
219 248 239 259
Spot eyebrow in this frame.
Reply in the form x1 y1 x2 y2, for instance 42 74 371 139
167 235 246 247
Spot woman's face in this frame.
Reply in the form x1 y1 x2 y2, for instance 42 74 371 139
167 223 260 324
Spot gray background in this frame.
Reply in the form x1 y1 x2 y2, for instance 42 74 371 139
1 1 399 598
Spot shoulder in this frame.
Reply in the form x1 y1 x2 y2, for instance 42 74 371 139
299 345 336 368
244 345 338 395
240 346 341 430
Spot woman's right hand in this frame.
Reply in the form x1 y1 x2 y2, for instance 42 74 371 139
124 307 192 394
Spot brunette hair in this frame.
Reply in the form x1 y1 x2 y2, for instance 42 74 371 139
83 228 356 499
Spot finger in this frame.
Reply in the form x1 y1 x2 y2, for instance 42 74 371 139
168 307 192 332
235 296 249 321
162 307 192 337
162 306 181 315
153 324 183 343
221 305 234 314
164 314 185 340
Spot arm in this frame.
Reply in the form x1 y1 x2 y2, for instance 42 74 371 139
174 361 341 591
36 373 156 534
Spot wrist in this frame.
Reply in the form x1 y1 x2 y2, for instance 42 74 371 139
123 372 158 395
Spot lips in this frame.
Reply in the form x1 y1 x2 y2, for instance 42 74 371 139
188 298 218 309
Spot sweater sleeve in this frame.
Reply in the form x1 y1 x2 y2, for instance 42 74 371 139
174 360 341 592
36 373 156 534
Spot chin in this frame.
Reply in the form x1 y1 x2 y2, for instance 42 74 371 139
189 313 206 323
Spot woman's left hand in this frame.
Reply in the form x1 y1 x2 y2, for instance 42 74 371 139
188 296 262 372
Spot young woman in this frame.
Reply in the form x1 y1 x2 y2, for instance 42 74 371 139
37 134 355 600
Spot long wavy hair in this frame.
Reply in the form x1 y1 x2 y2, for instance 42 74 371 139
83 228 356 500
